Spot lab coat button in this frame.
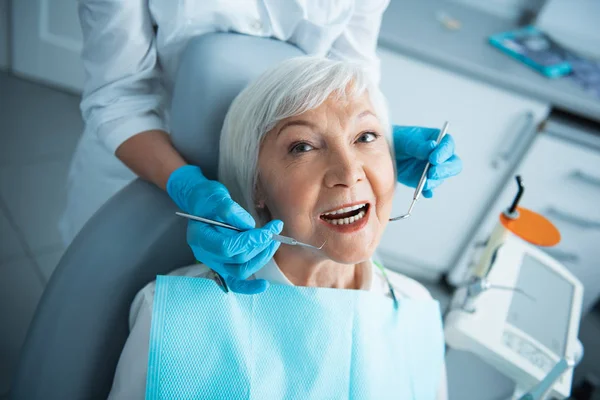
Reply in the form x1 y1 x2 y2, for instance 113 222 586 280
252 20 263 31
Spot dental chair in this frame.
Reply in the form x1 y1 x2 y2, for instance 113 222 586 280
10 33 303 400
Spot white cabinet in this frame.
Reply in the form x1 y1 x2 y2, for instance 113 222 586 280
11 0 84 91
377 48 550 279
450 130 600 315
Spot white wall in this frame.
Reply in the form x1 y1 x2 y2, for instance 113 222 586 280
0 0 8 70
11 0 84 91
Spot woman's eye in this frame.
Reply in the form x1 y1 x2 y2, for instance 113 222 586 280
357 132 378 143
290 142 314 154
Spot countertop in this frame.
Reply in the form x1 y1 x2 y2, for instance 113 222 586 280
378 0 600 124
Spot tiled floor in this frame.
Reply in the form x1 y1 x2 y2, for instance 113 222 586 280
0 71 83 396
1 70 600 398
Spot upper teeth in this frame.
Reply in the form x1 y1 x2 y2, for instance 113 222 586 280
322 204 367 216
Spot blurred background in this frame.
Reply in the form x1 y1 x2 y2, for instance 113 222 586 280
1 0 599 399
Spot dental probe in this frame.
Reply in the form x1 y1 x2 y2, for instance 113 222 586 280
175 212 326 250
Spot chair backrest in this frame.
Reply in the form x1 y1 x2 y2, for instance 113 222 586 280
10 33 303 400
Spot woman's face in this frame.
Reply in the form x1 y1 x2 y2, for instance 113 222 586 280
257 91 395 264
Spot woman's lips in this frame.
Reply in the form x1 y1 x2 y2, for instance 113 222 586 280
319 204 370 233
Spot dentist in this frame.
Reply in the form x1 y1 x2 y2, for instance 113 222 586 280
61 0 462 294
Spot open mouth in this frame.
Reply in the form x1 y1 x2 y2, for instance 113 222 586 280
320 203 370 226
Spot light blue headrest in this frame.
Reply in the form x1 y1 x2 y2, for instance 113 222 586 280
170 33 304 180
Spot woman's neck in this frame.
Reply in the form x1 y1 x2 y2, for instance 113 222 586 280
273 247 371 289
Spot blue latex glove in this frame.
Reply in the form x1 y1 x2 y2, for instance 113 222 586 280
393 125 463 198
167 165 283 294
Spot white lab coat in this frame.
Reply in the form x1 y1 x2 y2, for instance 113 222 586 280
59 0 390 245
108 260 449 399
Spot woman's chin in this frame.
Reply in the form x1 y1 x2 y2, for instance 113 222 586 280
316 231 378 264
326 254 370 264
322 245 374 264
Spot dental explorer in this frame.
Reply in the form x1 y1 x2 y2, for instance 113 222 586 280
390 121 450 221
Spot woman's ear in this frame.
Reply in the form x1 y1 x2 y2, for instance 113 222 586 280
254 176 267 209
254 177 273 224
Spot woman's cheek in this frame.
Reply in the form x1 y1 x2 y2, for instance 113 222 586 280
268 174 308 221
373 156 396 223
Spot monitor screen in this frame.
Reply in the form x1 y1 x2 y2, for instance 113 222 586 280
506 254 574 356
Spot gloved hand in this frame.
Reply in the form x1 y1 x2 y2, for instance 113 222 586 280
167 165 283 294
393 125 463 198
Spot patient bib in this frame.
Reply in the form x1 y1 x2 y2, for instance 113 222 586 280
146 276 445 399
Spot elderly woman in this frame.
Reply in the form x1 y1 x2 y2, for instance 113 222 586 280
108 57 448 399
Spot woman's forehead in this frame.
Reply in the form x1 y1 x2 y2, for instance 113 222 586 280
285 92 376 123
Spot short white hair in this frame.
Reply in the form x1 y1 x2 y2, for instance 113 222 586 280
218 56 393 226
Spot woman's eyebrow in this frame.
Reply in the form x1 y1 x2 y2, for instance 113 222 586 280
277 120 317 137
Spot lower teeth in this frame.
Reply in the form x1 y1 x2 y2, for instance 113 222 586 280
326 210 366 225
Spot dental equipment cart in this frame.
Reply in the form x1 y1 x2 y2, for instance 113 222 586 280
445 177 585 400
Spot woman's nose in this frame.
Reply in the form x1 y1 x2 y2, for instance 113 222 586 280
323 150 366 188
